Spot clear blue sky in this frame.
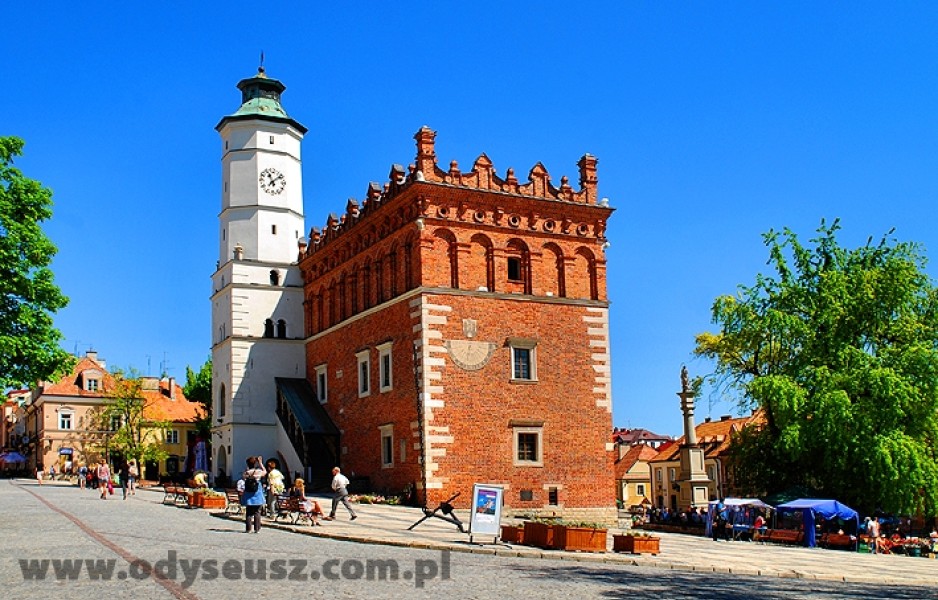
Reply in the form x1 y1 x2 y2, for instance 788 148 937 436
6 4 938 436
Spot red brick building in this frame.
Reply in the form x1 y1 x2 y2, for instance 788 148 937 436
296 127 616 522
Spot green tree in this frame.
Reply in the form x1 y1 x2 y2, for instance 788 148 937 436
695 220 938 516
0 137 71 388
87 371 169 466
184 357 212 437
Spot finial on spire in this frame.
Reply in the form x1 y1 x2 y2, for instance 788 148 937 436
258 51 266 76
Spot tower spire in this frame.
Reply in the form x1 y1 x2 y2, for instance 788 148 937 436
259 51 265 76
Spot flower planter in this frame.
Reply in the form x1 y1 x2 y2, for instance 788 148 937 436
201 496 226 510
613 535 660 555
523 521 557 549
554 526 608 553
187 491 201 508
501 525 525 544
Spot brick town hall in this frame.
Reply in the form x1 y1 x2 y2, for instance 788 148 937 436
211 67 617 523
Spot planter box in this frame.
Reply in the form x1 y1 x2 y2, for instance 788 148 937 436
201 496 226 510
187 491 201 508
613 535 660 555
554 526 608 553
501 525 525 544
523 521 557 549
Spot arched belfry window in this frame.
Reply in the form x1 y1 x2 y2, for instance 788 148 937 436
277 319 287 339
219 383 226 418
264 319 274 338
270 270 280 286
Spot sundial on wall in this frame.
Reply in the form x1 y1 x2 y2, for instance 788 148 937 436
445 339 496 371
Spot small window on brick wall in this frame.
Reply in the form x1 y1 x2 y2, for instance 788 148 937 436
507 257 522 281
520 489 534 502
547 487 559 506
512 425 543 467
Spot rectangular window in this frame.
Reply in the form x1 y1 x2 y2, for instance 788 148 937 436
377 342 393 392
656 468 662 482
637 484 646 497
271 224 277 235
669 467 676 482
110 415 123 431
508 337 537 382
379 424 393 468
166 430 179 444
58 412 72 430
547 486 559 506
86 379 99 392
513 426 543 467
269 135 275 144
315 364 328 403
507 257 522 281
356 350 371 398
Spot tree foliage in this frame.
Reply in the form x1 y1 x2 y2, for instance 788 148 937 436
184 356 212 436
86 370 169 465
695 220 938 516
0 137 71 388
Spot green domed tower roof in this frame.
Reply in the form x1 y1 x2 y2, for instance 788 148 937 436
216 66 307 134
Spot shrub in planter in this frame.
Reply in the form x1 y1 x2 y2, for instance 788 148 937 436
554 523 608 553
501 524 525 544
523 520 559 549
613 533 660 555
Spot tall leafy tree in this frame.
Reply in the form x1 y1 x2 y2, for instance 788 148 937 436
86 370 169 466
184 357 212 436
0 137 71 388
695 220 938 516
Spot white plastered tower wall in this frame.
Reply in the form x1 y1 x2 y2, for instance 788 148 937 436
211 69 308 477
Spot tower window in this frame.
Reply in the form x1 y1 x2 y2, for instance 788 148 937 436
508 337 538 382
269 135 275 145
507 257 522 281
272 224 277 235
264 319 274 338
270 270 280 286
276 319 287 339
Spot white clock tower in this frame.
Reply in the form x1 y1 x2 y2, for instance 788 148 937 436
211 67 308 479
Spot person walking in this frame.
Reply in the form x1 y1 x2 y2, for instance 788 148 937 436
127 460 138 495
264 459 285 519
323 466 357 521
35 466 43 486
96 459 111 500
240 456 266 533
867 517 881 554
119 461 130 500
77 464 87 490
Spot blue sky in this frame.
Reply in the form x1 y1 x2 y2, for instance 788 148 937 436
6 3 938 436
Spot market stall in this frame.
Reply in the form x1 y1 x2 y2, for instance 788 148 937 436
776 498 859 548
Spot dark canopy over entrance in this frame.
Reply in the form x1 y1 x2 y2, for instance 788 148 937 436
275 378 340 489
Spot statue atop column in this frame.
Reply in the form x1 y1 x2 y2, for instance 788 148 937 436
681 365 690 394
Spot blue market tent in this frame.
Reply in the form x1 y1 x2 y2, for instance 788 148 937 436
776 498 859 548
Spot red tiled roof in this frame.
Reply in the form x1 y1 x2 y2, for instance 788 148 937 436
648 412 764 463
614 443 660 479
40 356 115 397
142 380 204 424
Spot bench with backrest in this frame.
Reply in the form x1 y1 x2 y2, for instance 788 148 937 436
762 529 804 545
224 489 243 514
272 494 295 523
162 484 188 506
819 532 855 550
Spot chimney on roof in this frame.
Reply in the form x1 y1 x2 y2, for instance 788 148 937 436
169 377 176 401
704 417 711 423
720 414 732 421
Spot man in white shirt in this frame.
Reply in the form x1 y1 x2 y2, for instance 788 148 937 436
324 467 357 521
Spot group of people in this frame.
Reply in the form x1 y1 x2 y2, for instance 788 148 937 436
34 457 138 500
239 456 357 534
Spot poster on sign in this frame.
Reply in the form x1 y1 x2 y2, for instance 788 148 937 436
469 483 504 539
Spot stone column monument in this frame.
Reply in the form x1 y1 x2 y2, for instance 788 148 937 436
677 366 711 509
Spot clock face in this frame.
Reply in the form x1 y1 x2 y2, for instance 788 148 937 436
259 168 286 195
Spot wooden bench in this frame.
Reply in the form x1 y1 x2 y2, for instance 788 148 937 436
224 489 243 515
819 533 855 550
272 495 295 523
162 484 188 506
762 529 804 545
